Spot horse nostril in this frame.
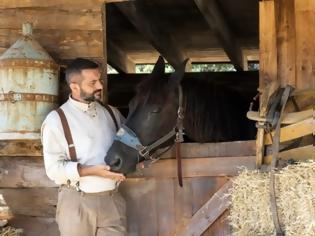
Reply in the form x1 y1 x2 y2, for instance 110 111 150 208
109 157 122 170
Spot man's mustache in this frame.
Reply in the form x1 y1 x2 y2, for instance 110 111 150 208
93 89 102 94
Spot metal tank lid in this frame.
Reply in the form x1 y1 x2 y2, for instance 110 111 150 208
0 23 54 61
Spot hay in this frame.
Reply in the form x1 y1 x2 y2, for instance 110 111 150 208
0 227 23 236
229 161 315 236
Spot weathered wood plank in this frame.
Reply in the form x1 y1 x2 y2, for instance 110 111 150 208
0 140 42 157
3 178 231 235
190 177 228 236
295 0 315 89
259 0 277 90
130 156 256 179
0 0 127 10
264 144 315 164
9 215 59 236
264 117 314 145
0 29 103 60
0 157 56 188
0 155 255 188
207 210 231 236
0 8 102 30
161 141 256 159
247 109 313 124
194 0 244 71
275 0 296 87
0 140 255 158
174 178 193 234
0 188 57 218
178 179 233 236
155 179 175 236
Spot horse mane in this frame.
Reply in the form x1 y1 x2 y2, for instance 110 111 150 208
183 77 256 142
136 75 255 142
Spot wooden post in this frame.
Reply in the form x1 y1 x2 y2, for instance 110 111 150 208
257 0 278 167
259 0 277 92
295 0 315 89
275 0 296 87
101 2 108 104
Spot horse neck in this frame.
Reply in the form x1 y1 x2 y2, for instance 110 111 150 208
181 80 234 142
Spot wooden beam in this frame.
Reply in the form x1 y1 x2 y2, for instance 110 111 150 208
275 0 296 87
0 8 102 31
0 155 255 188
264 144 315 164
107 39 135 73
0 140 42 157
259 0 277 90
129 156 255 179
178 179 233 235
0 0 129 10
0 139 255 158
295 0 315 89
194 0 244 71
160 141 255 159
0 29 103 60
264 117 315 145
114 1 187 69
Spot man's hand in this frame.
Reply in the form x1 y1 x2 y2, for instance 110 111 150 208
78 164 126 182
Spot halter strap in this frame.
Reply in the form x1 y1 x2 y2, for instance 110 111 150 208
113 85 185 186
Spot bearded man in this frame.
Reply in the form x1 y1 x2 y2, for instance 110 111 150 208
41 58 127 236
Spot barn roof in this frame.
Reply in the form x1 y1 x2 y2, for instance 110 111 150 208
0 0 258 72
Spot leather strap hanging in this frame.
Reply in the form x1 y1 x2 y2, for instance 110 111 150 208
56 108 77 162
103 104 119 132
98 102 119 132
269 85 293 236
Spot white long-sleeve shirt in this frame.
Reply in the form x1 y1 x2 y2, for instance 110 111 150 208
41 96 123 193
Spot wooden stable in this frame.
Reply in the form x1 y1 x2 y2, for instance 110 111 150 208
0 0 315 235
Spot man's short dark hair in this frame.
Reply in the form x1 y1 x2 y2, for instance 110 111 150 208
65 58 99 84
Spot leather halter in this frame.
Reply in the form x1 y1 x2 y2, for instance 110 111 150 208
114 86 185 185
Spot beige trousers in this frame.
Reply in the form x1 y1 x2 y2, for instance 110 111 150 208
56 186 127 236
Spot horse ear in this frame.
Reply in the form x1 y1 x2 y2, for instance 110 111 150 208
151 56 165 79
169 58 189 87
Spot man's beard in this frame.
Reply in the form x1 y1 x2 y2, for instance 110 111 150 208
80 89 102 102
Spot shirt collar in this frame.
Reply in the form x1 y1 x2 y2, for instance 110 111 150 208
68 95 97 113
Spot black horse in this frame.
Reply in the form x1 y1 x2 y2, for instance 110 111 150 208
105 57 256 174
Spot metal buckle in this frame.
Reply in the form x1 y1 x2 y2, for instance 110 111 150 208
66 179 71 188
138 146 149 157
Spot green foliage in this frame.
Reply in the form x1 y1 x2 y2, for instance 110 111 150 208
108 62 259 74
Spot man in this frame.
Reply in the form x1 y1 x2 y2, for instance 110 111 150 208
41 58 127 236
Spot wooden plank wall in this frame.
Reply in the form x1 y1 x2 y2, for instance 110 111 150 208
0 141 256 236
260 0 315 90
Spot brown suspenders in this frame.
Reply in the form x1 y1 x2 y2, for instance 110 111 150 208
56 105 119 162
56 108 78 162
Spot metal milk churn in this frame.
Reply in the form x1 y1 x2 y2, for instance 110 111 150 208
0 23 59 139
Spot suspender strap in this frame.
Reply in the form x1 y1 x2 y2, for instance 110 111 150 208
102 103 119 132
56 108 78 162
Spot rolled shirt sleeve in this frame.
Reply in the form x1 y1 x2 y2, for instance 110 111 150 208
41 118 80 185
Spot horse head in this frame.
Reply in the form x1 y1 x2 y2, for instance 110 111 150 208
105 56 188 174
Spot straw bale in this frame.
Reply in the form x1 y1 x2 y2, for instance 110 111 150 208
0 226 23 236
229 161 315 236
